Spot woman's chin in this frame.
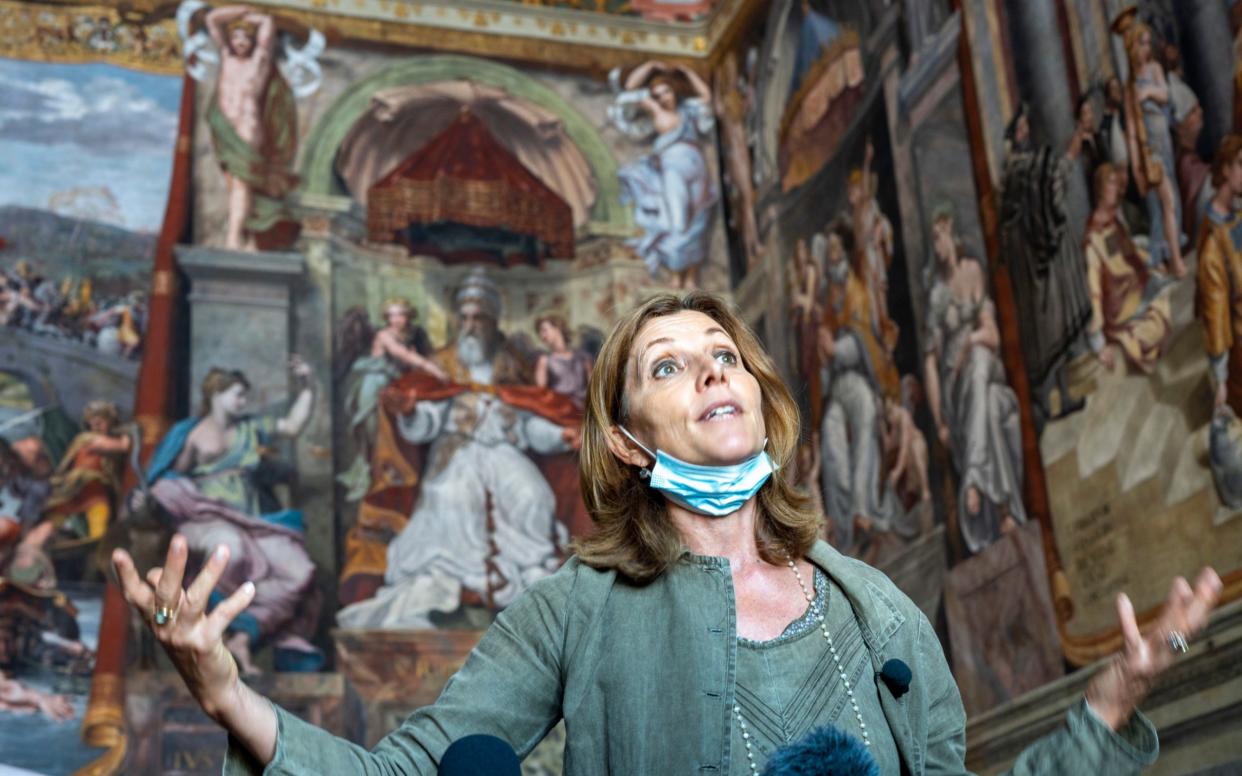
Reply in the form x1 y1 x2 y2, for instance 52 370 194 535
698 437 764 465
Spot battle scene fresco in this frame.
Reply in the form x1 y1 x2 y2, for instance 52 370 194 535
3 0 1242 772
0 56 181 771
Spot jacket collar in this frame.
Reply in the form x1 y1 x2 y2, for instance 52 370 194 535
807 540 905 653
809 541 923 773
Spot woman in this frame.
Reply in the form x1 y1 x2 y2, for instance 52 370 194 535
141 360 322 675
923 207 1026 554
609 61 717 288
1083 164 1173 374
533 313 592 408
114 293 1220 774
1120 15 1187 277
338 298 447 500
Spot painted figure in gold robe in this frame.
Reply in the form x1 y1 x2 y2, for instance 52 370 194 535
816 220 913 556
1197 136 1242 416
39 401 132 543
1083 163 1173 374
848 138 898 352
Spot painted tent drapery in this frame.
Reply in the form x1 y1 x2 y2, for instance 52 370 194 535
366 110 576 265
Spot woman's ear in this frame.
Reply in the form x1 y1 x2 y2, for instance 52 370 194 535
604 424 653 469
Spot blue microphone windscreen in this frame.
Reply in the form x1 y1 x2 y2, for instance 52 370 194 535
439 734 521 776
761 725 879 776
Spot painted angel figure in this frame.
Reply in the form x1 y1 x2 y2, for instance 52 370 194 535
177 1 324 251
608 61 718 289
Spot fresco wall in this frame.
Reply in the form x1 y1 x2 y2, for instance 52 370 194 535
0 55 182 771
3 0 1242 773
723 0 1242 718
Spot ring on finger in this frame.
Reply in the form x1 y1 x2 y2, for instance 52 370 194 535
153 604 178 627
1167 629 1189 655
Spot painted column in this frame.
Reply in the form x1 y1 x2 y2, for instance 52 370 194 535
1174 0 1234 152
1005 0 1090 227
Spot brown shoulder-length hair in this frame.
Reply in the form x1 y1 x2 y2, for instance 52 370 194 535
199 368 250 416
571 292 821 582
1212 134 1242 189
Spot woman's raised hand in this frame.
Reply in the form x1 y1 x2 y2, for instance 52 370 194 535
112 535 255 720
1086 567 1223 730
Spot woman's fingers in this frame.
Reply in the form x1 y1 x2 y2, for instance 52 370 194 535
1116 592 1143 655
154 535 189 608
183 544 230 619
206 581 255 640
112 549 155 612
1181 567 1223 635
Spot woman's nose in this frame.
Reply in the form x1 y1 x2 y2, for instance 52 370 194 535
696 354 727 390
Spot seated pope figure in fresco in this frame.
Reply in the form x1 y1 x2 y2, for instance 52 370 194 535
337 269 582 630
142 359 321 674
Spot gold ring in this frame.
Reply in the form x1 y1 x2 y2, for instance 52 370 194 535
153 604 177 626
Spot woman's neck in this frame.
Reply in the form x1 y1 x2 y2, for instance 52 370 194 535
668 496 765 569
1212 186 1235 217
209 406 236 428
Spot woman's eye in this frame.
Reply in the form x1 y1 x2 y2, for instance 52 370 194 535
715 350 738 366
652 360 677 378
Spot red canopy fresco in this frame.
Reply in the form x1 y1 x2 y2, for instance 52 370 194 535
366 108 575 265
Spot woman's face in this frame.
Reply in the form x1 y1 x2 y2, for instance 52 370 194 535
1137 31 1152 64
214 383 249 417
826 233 845 265
932 219 954 261
622 310 765 466
1100 170 1120 209
538 320 566 351
385 306 409 330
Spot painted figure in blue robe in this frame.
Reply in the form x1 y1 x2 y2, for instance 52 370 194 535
609 60 718 289
141 359 321 674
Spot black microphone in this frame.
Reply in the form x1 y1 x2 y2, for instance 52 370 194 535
878 658 912 699
438 734 520 776
762 725 879 776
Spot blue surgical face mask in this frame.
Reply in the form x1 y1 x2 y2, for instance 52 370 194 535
619 427 776 517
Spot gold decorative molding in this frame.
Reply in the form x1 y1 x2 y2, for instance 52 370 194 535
0 0 183 73
1 0 754 75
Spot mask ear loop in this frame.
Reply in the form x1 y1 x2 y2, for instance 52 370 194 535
618 426 656 479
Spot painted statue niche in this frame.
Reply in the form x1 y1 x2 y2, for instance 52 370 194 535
177 0 325 252
608 60 719 289
139 360 322 674
336 269 587 630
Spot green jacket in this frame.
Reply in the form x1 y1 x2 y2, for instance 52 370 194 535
225 541 1157 775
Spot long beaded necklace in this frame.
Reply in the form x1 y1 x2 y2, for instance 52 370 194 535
732 560 871 776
